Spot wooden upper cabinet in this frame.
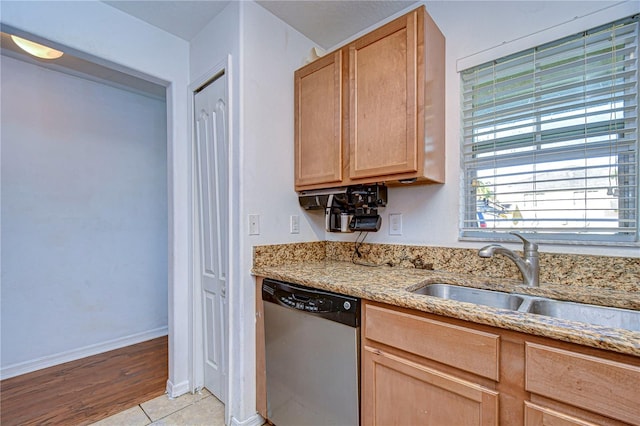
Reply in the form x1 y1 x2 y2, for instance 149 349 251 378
294 51 343 190
294 6 445 191
349 10 418 180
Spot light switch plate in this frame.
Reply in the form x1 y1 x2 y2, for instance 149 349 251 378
290 215 300 234
248 214 260 235
389 213 402 235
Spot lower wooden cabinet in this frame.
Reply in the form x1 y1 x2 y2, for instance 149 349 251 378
361 300 640 426
362 345 498 425
525 343 640 426
362 301 500 426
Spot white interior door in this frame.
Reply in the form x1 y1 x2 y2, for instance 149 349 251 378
194 72 228 403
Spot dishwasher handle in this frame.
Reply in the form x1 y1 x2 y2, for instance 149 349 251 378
291 293 310 302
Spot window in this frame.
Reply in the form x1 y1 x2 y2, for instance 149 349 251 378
460 15 639 244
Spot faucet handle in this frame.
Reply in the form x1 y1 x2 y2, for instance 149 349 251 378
509 231 538 252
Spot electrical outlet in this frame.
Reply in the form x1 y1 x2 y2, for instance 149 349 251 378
389 213 402 235
248 214 260 235
290 215 300 234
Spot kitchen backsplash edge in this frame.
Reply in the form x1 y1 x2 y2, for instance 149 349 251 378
253 241 639 292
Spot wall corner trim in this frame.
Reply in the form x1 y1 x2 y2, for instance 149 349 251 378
230 412 265 426
166 378 191 398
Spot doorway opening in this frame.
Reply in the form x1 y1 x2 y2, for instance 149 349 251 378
0 29 170 415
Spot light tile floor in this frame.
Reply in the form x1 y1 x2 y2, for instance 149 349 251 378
92 388 225 426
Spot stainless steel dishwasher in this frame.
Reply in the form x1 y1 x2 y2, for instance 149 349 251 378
262 278 360 426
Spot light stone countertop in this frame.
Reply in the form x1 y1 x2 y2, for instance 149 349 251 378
252 260 640 357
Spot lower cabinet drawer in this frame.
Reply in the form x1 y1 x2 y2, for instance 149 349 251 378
524 402 598 426
525 342 640 425
364 303 500 380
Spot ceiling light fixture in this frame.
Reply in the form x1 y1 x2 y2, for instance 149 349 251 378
10 35 63 60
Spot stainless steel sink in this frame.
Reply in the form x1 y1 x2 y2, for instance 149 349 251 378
410 283 640 332
411 283 525 310
526 299 640 332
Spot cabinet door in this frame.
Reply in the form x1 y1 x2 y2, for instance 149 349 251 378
362 346 499 426
348 10 419 180
294 51 343 190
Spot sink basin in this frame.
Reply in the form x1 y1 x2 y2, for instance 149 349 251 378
412 283 525 310
411 283 639 332
526 299 640 332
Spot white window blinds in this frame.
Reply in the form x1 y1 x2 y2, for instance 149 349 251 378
460 15 639 244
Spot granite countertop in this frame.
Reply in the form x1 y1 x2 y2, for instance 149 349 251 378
252 260 640 357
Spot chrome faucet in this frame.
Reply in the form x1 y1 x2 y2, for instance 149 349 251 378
478 232 539 287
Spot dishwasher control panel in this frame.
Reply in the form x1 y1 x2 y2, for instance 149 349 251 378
277 293 333 312
262 279 360 327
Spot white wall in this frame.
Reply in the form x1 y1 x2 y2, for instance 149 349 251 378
1 56 168 376
241 2 319 423
241 3 325 244
0 0 191 393
325 0 640 258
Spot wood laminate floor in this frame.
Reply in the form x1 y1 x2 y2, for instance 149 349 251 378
0 336 168 426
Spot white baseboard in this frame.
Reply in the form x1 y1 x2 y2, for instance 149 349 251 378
230 413 265 426
0 326 168 380
166 379 191 398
